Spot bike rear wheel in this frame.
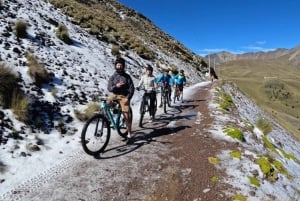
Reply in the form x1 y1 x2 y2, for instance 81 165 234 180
81 114 110 155
117 107 133 138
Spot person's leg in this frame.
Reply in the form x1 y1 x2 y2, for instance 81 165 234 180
159 87 163 107
179 85 184 102
119 96 132 138
123 111 132 135
150 92 156 119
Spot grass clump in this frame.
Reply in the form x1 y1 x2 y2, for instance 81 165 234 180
256 117 272 135
208 157 220 164
14 19 28 38
256 156 279 183
74 102 100 121
0 64 19 108
223 126 244 141
262 136 278 154
56 24 72 44
11 89 31 123
26 53 51 86
210 176 219 182
220 93 235 111
273 159 292 179
248 176 260 187
233 194 247 201
230 150 242 158
280 149 297 161
242 119 254 131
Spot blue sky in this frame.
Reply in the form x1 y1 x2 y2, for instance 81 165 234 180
117 0 300 56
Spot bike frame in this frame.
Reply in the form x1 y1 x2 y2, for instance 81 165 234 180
101 100 121 130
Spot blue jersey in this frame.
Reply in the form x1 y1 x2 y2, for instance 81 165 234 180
174 74 186 85
156 74 173 86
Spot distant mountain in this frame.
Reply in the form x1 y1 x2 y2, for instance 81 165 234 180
205 46 300 66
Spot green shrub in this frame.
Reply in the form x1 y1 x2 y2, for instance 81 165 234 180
256 117 272 135
26 53 50 86
210 176 218 182
14 19 28 38
223 126 244 141
233 194 247 201
256 156 278 183
249 176 260 187
230 150 241 158
208 156 220 164
0 64 19 108
56 24 72 44
262 136 278 154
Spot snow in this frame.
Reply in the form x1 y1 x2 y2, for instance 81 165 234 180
1 0 300 200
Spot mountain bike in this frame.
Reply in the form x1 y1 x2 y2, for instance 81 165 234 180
81 98 132 155
160 83 171 113
138 89 157 127
173 84 180 103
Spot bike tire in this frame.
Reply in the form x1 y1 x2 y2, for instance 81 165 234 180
117 107 133 138
81 114 110 155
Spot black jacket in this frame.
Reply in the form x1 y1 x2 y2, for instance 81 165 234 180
107 71 135 99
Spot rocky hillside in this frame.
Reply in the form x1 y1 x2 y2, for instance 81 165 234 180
0 0 208 138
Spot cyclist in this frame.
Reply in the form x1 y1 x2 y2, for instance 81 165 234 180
173 69 186 103
107 57 135 143
136 66 157 120
156 68 173 107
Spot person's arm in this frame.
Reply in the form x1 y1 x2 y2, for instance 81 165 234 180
107 76 115 92
156 74 162 83
183 76 187 85
137 75 144 89
127 76 135 99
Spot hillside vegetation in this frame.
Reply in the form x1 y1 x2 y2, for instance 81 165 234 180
49 0 206 71
218 58 300 138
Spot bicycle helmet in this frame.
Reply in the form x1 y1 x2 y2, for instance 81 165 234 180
114 57 125 73
180 69 184 73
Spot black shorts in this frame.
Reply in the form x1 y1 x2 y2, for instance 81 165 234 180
176 84 184 92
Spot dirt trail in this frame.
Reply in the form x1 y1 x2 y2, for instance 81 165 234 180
1 82 235 201
144 83 235 201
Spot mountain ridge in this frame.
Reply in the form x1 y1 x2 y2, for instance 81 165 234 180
205 46 300 66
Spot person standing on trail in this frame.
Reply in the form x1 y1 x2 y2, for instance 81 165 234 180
173 69 186 103
156 68 173 107
136 65 157 120
107 57 135 143
209 67 218 82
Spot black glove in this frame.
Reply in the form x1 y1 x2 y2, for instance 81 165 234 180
136 87 140 91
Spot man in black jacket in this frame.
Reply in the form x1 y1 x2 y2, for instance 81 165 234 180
107 57 135 142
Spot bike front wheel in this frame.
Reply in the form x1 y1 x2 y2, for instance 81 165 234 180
81 114 110 155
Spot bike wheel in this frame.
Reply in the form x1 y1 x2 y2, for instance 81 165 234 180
81 114 110 155
117 107 133 138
